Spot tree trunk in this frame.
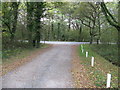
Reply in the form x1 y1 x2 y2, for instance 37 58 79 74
28 31 33 46
97 39 100 44
90 35 93 44
35 31 40 48
27 2 34 47
10 2 19 41
118 1 120 44
51 18 54 39
34 2 45 48
78 25 82 42
89 27 93 44
48 17 50 41
68 16 71 31
97 12 101 44
10 34 14 42
118 1 120 69
57 23 60 40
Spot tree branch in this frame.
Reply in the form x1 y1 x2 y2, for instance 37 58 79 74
101 2 120 30
80 19 92 28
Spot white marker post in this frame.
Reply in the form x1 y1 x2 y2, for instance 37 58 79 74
106 73 111 88
91 57 94 67
82 49 84 53
81 44 83 48
81 45 84 53
81 45 83 49
86 51 88 57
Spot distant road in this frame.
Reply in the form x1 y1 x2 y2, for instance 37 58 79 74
20 40 91 45
40 41 117 45
20 40 117 45
40 41 91 45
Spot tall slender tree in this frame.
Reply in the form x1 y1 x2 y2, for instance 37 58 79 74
34 2 45 48
10 2 20 41
2 2 20 41
27 2 34 46
27 2 45 47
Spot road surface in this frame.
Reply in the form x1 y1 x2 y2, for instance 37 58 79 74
2 45 74 88
40 41 91 45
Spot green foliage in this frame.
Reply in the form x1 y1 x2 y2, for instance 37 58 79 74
101 27 118 43
2 2 20 40
1 2 119 63
65 30 79 41
74 2 95 19
91 44 119 66
78 44 118 88
2 42 33 60
3 47 22 59
27 2 46 47
2 43 48 65
101 2 120 31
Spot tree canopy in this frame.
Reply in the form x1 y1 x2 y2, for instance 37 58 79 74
1 1 119 48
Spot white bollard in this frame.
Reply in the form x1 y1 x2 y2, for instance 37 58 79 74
81 44 83 48
106 73 111 88
91 56 94 67
82 49 84 53
86 51 88 57
81 45 83 50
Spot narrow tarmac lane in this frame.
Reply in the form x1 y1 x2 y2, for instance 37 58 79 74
2 45 74 88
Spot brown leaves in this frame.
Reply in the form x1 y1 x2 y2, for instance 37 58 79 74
71 45 96 88
1 45 52 76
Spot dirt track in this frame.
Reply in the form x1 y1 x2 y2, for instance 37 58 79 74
2 45 74 88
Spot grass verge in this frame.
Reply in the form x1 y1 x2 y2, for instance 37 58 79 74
90 44 118 66
78 44 118 88
1 44 51 76
2 44 49 64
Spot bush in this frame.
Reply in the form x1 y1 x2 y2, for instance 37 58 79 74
2 40 31 59
90 44 119 66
